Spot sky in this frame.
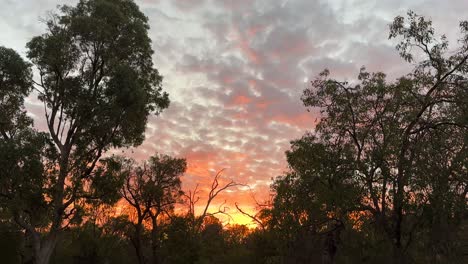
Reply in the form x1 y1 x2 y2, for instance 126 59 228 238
1 0 468 226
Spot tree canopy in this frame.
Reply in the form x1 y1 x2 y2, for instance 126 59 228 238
1 0 170 263
267 11 468 264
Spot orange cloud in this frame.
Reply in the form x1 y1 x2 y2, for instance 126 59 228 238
255 100 273 110
272 112 317 129
233 95 252 105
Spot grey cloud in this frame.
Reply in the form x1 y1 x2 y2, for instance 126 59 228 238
4 0 468 209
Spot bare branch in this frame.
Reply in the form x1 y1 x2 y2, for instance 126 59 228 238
235 203 266 230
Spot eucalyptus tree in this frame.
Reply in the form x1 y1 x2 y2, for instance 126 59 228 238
0 44 43 237
272 11 468 264
0 46 55 262
120 154 186 264
0 46 33 138
1 0 170 263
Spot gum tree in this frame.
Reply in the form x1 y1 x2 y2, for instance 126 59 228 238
276 11 467 263
120 154 186 264
1 0 170 263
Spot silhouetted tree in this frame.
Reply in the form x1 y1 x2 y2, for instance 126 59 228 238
270 11 467 264
184 169 238 234
0 0 169 262
120 154 186 264
0 45 55 263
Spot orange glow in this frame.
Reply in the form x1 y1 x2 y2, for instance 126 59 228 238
233 95 252 105
255 101 271 109
272 112 317 128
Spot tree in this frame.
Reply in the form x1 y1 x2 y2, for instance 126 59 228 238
0 45 33 204
160 215 198 264
197 215 226 263
184 169 238 234
1 0 170 263
0 46 37 264
120 154 186 264
0 46 54 263
0 46 32 138
273 11 467 264
50 220 136 264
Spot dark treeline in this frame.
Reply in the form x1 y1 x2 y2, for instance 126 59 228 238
0 0 467 264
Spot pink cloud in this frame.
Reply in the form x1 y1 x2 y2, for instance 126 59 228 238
272 112 318 129
238 37 262 64
232 95 252 105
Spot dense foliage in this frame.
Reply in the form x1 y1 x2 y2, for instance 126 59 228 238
0 2 466 264
0 0 169 263
265 11 468 264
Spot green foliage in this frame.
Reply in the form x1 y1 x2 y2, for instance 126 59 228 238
90 157 128 204
1 0 170 263
26 0 169 153
0 46 56 230
267 10 468 264
0 46 33 135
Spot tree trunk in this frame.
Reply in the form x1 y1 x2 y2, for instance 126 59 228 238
133 223 146 264
31 232 57 264
150 215 160 264
321 232 335 264
391 206 407 264
322 222 342 264
392 163 406 264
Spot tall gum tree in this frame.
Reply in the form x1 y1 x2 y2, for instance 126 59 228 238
277 11 467 264
2 1 169 263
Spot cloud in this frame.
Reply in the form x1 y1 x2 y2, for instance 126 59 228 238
3 0 468 225
170 0 205 11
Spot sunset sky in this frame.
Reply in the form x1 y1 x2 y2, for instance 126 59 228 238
1 0 467 225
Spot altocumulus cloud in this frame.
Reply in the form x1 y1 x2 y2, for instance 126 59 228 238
1 0 467 222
